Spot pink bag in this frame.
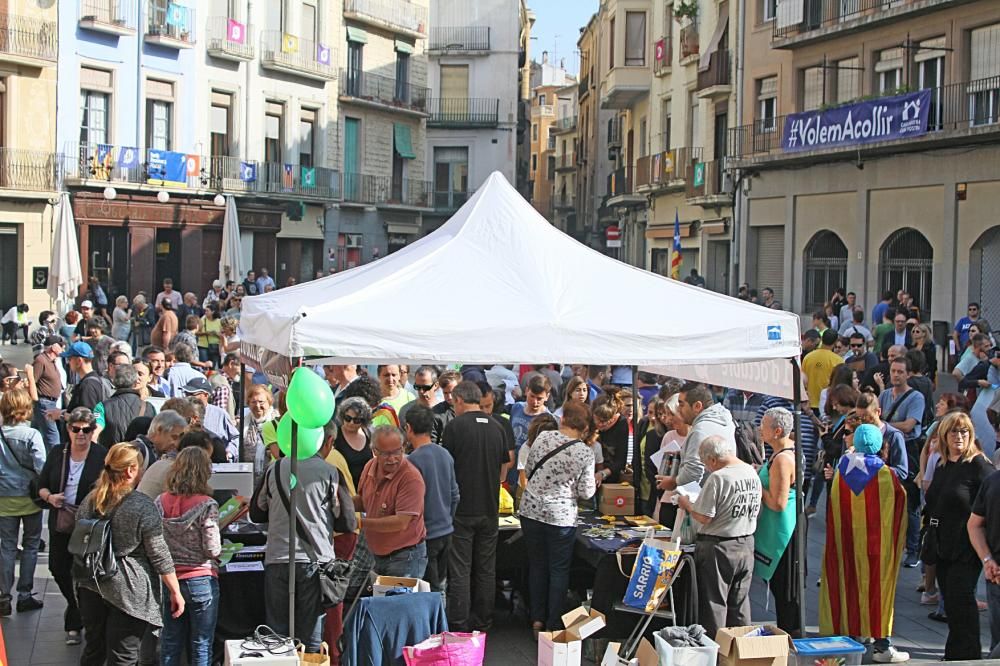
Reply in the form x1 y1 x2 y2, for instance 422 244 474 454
402 632 487 666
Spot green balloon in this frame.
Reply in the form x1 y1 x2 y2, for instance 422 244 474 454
276 412 324 460
286 367 335 429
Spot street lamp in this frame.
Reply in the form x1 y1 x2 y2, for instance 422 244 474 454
157 190 170 204
103 186 117 200
213 193 225 207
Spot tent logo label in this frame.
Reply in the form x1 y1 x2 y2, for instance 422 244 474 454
767 325 782 341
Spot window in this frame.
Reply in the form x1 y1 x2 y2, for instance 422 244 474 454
876 47 903 95
625 12 646 66
210 91 231 158
531 153 537 172
532 123 538 141
440 64 469 99
804 231 848 312
264 102 283 163
969 24 1000 127
145 79 174 151
538 93 547 105
757 76 777 132
802 66 824 111
547 155 555 180
300 110 315 167
835 57 860 104
80 66 112 147
395 52 410 103
688 93 699 147
880 228 933 314
301 1 317 43
346 40 363 97
433 146 468 209
762 0 776 21
661 100 672 151
916 38 945 130
609 17 615 68
639 117 647 157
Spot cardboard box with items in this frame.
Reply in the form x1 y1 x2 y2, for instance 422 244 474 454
600 638 657 666
537 606 606 666
716 625 792 666
599 483 635 516
372 576 431 597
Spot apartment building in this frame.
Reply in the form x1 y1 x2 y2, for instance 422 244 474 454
732 0 1000 322
552 82 579 232
0 0 58 313
59 0 339 300
423 0 530 231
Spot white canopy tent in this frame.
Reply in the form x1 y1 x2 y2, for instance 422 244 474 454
237 171 807 639
239 172 801 394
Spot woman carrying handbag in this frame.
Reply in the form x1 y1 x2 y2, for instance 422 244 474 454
36 406 107 646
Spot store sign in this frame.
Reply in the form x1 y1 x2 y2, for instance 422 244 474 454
32 267 47 289
781 89 931 153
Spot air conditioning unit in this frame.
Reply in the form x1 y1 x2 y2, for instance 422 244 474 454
345 234 362 248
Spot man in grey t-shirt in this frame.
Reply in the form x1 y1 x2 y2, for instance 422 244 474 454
677 435 762 637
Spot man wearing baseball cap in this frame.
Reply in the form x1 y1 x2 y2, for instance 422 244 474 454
45 342 110 426
31 336 65 449
73 301 94 339
181 376 238 461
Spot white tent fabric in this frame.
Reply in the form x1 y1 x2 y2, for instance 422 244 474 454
239 172 801 394
219 195 244 285
47 193 83 316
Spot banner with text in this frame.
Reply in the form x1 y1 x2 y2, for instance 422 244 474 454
781 89 931 153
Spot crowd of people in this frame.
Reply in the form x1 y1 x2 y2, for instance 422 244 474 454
0 283 999 664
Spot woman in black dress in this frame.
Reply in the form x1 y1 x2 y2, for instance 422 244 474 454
334 396 373 486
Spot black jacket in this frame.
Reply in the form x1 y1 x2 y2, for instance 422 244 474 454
600 416 633 483
38 443 107 532
98 390 154 449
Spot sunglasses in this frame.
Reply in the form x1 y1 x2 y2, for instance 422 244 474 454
342 415 365 424
414 384 435 392
850 343 863 348
71 425 96 434
844 429 854 435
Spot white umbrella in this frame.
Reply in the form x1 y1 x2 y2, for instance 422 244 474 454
47 192 83 316
219 195 245 285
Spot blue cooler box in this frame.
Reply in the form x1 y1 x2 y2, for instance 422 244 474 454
792 637 866 666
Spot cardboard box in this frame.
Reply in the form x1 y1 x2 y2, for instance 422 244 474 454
372 575 431 596
537 606 607 666
600 483 635 515
716 625 792 666
600 638 657 666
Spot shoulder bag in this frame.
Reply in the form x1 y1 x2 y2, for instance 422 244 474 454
0 427 46 509
527 438 583 481
54 449 79 534
273 460 354 609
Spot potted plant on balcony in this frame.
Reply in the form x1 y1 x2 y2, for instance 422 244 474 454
673 0 698 23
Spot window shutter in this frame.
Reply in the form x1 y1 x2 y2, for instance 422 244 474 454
758 76 777 100
875 47 904 73
971 23 1000 82
802 67 824 111
836 58 859 103
755 226 785 297
439 64 469 99
625 12 646 66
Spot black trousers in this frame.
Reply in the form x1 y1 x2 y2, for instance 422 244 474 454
48 531 82 632
78 587 151 666
768 531 802 637
938 557 983 660
447 515 498 631
424 535 452 593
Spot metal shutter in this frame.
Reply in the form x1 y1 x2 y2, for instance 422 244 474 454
755 226 785 297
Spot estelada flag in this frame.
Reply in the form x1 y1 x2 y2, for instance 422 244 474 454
819 452 906 639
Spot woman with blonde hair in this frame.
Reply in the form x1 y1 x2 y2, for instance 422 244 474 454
157 447 222 666
112 295 131 341
75 442 185 665
924 411 993 660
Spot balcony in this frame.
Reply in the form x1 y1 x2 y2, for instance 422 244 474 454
600 65 650 109
531 104 555 118
206 17 254 61
256 162 342 199
553 115 577 133
261 31 336 81
680 24 699 61
608 118 623 149
144 2 195 48
772 0 964 48
578 73 591 100
428 26 489 53
727 76 1000 167
554 192 575 210
432 188 469 213
342 173 431 209
685 159 730 207
636 146 703 193
653 36 672 76
556 153 576 172
340 69 428 115
0 148 58 192
697 49 731 99
0 13 57 66
343 0 427 40
427 98 499 127
606 166 645 208
79 0 136 36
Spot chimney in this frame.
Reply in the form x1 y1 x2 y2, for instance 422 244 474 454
542 50 549 64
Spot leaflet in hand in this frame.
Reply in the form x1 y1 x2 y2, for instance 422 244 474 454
675 481 701 503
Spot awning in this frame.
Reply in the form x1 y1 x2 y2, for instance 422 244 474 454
395 39 414 54
702 219 729 235
698 9 729 72
346 26 368 43
387 223 419 235
394 123 416 159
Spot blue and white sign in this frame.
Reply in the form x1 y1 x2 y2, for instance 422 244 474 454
767 325 782 341
147 150 188 186
118 146 138 169
239 162 257 183
781 89 931 153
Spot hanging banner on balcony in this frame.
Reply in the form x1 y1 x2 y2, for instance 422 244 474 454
283 164 294 190
118 147 139 169
240 162 257 183
165 3 189 31
226 19 245 44
185 155 201 177
654 39 666 63
301 167 316 189
282 33 299 54
147 150 188 188
316 43 331 65
781 89 931 153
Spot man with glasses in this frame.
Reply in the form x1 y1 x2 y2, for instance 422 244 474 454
27 311 59 349
954 303 981 353
354 425 427 578
891 313 913 349
399 366 439 429
846 332 878 371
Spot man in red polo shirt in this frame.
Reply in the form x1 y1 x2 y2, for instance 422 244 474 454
355 426 427 577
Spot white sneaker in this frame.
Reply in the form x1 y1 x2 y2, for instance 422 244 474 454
872 646 909 663
65 630 81 646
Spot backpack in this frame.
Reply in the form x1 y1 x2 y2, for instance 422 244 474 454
68 505 120 586
734 420 765 467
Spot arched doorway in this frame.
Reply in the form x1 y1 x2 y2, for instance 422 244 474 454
879 228 933 315
971 226 1000 323
804 231 848 312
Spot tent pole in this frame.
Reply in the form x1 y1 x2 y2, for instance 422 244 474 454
237 362 245 463
791 359 806 635
631 365 640 462
289 420 298 642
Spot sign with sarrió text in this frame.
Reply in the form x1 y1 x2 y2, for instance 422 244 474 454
781 89 931 153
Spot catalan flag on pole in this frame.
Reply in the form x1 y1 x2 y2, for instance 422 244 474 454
670 209 682 280
819 453 906 640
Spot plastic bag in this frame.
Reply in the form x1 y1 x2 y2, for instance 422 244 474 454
623 534 682 613
498 486 514 515
403 632 487 666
